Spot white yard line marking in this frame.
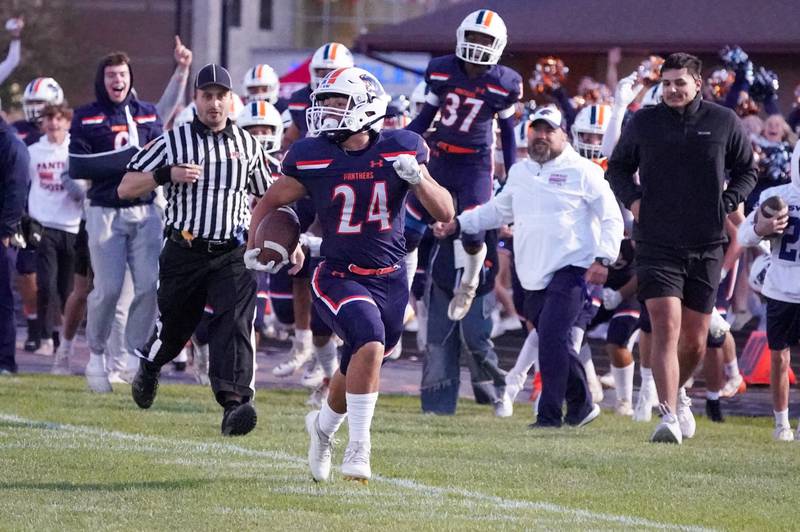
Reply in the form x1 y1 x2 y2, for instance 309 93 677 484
0 413 714 531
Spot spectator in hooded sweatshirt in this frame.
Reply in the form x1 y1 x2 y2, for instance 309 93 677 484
68 51 163 393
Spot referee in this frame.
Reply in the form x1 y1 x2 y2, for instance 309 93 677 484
118 64 272 436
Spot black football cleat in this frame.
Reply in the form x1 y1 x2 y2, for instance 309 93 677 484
131 360 160 409
705 398 724 423
221 402 257 436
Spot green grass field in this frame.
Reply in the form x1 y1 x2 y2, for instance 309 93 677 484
0 374 794 531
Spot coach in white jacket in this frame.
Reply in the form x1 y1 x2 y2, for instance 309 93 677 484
435 106 623 427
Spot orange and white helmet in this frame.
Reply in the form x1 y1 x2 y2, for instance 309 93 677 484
237 100 284 153
456 10 507 66
23 77 64 123
242 64 280 104
228 92 245 120
307 67 389 142
309 42 354 90
571 104 611 160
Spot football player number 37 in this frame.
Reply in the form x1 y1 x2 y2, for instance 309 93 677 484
333 182 391 234
440 92 484 132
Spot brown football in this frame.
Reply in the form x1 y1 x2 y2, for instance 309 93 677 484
254 207 300 266
759 195 788 237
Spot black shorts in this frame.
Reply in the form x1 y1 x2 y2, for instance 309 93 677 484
635 243 723 314
766 298 800 351
74 221 90 277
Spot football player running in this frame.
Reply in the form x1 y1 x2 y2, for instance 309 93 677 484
248 68 454 482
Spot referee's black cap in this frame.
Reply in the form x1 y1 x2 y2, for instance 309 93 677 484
195 64 233 91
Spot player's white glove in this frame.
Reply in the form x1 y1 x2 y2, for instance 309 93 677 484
601 288 623 310
244 248 285 274
709 307 731 340
393 153 422 186
298 232 322 258
613 72 643 110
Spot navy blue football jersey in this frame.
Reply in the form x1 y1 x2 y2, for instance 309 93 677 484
282 129 429 269
425 54 522 151
11 120 42 146
287 85 313 137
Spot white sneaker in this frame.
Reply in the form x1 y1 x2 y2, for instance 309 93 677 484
500 315 522 332
306 380 330 409
272 340 312 377
504 372 526 403
599 372 616 389
447 284 476 321
633 384 657 422
490 309 505 339
342 440 371 482
35 338 55 356
386 336 402 361
720 372 745 398
774 425 795 442
305 411 333 482
615 399 634 417
677 388 696 439
493 394 513 418
651 406 683 444
50 345 70 375
85 355 112 393
107 370 132 384
300 358 324 388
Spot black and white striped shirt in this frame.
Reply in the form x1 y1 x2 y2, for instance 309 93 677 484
127 116 272 240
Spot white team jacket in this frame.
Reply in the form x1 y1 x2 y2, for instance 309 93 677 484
27 134 82 234
458 144 624 290
738 139 800 304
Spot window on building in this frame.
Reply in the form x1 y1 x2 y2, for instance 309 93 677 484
229 0 242 28
259 0 273 30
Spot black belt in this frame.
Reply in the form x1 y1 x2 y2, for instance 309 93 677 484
167 228 241 254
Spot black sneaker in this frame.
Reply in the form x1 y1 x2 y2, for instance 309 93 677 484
131 360 160 409
173 361 187 372
705 398 724 423
221 402 257 436
24 319 40 352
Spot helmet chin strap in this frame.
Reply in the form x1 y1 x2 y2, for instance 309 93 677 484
327 114 388 144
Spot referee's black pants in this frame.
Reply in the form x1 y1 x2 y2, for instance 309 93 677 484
139 240 257 406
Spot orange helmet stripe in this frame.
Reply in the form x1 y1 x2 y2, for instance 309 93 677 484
329 43 338 60
256 65 263 79
596 105 605 125
33 77 44 92
258 101 266 116
483 10 494 27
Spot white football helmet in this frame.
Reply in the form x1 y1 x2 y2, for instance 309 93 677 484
571 104 611 160
641 83 663 107
456 9 507 66
238 100 284 153
23 77 65 123
409 80 428 118
307 67 389 142
242 64 280 104
309 42 354 90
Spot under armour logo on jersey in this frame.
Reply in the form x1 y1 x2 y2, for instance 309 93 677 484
369 159 384 168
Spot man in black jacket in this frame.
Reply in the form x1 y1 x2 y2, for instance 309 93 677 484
607 52 756 444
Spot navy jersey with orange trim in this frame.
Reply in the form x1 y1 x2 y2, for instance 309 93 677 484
287 85 313 137
425 54 521 151
282 129 429 269
11 120 42 146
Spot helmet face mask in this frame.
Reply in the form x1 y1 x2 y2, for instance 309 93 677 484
23 77 64 124
243 64 280 104
455 10 507 66
237 100 283 153
307 68 389 143
571 104 610 160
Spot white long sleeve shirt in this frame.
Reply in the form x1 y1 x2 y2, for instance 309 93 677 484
28 134 82 234
458 144 624 290
738 140 800 304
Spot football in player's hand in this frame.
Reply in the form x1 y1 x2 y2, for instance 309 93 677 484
255 207 300 266
758 195 788 237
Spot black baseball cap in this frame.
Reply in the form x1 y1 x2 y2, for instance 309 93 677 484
195 64 232 91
